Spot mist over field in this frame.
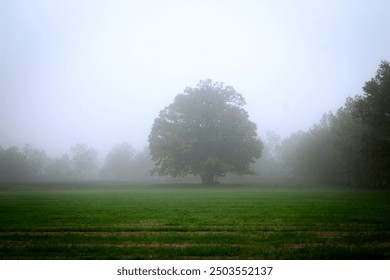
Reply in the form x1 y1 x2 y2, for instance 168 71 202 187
1 0 390 186
2 2 390 263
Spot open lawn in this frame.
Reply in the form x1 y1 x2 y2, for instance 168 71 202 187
0 183 389 259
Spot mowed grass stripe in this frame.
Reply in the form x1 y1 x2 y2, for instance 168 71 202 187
0 184 389 259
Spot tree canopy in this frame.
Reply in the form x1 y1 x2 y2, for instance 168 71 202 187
276 60 390 188
100 142 135 180
149 79 263 184
70 144 99 179
354 60 390 186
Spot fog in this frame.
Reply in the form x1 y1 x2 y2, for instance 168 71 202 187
1 0 390 159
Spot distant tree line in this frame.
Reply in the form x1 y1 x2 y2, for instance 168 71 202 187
1 61 389 188
256 61 390 188
0 143 153 182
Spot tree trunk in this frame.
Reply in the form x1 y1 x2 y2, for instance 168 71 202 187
200 172 216 185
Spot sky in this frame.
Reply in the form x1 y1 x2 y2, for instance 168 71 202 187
1 0 390 158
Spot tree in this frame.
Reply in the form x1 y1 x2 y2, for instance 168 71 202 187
22 144 48 180
278 113 344 184
330 97 369 186
353 60 390 187
254 131 284 179
272 61 390 188
0 146 26 181
45 154 72 181
100 142 135 180
149 79 263 184
130 147 154 181
278 130 306 178
70 144 99 180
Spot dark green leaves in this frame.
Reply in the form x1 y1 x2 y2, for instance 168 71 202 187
149 80 262 183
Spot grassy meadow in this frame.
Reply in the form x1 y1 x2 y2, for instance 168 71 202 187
0 182 389 259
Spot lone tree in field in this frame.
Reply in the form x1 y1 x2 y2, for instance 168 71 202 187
149 80 263 184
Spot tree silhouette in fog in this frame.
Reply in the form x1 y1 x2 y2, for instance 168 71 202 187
149 79 263 184
70 144 99 179
278 60 390 188
100 142 135 180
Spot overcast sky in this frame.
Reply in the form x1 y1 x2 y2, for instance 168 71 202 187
1 0 390 157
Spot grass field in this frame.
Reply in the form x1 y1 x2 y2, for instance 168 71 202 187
0 182 389 259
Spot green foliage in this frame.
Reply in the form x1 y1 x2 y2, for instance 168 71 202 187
279 113 344 182
130 147 155 180
45 154 72 180
70 144 99 179
149 80 263 184
0 145 47 181
278 60 390 188
0 143 154 182
100 144 154 181
100 142 135 180
355 60 390 186
254 131 285 178
22 144 48 179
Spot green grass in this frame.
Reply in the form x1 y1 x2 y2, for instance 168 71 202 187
0 183 389 259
